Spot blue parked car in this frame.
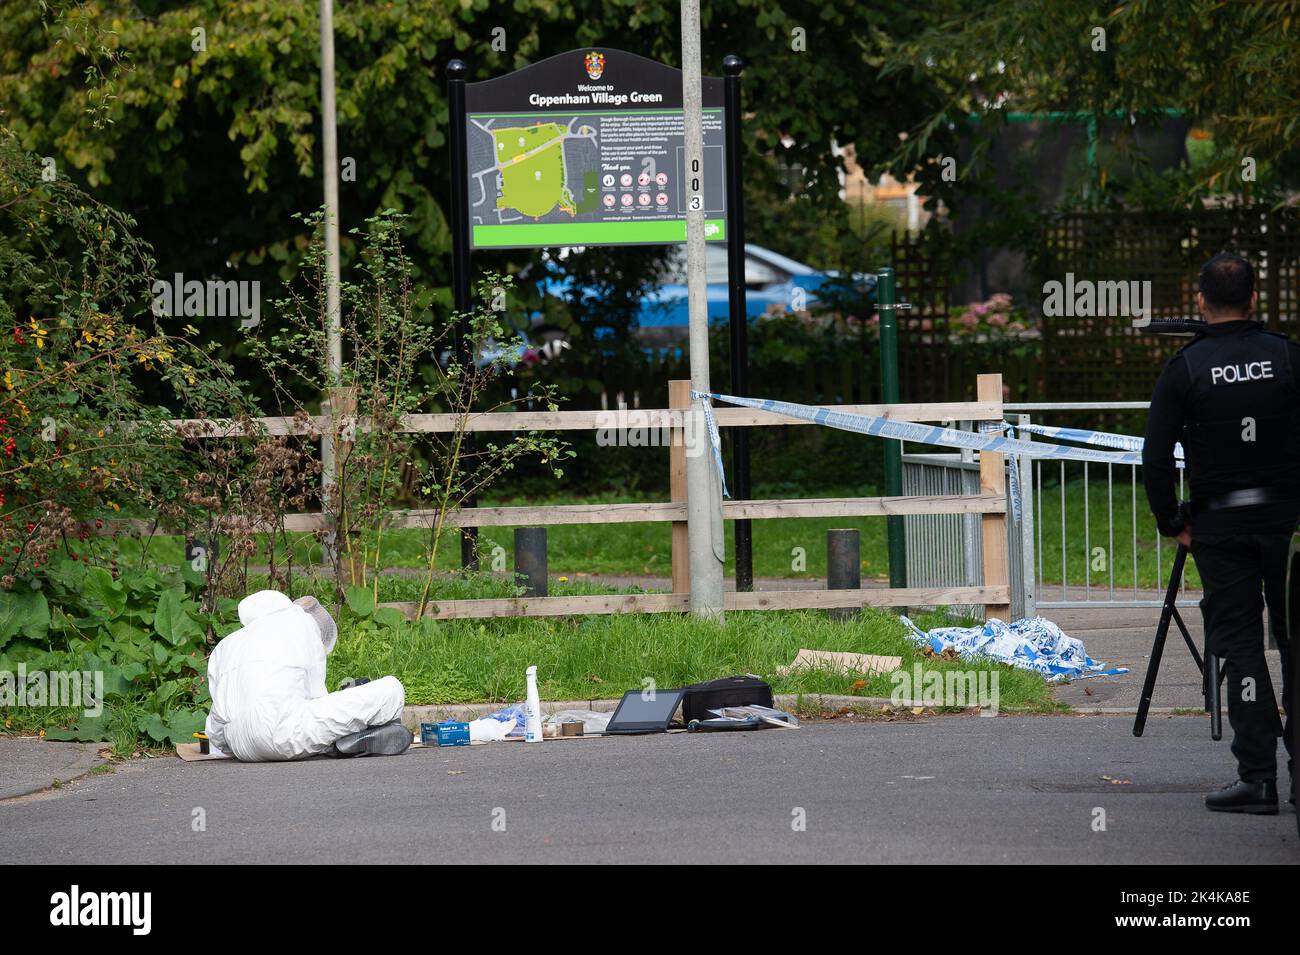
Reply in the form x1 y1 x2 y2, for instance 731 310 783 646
527 243 876 350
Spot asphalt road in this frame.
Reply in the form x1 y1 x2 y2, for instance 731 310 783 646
4 714 1296 864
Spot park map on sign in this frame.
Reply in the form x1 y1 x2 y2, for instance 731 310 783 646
473 117 599 223
462 48 726 247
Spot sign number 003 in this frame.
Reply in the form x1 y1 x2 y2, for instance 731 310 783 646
689 158 703 212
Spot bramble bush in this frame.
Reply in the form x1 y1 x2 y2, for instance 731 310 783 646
1 130 252 748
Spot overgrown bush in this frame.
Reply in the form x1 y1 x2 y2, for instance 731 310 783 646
0 141 569 748
0 132 254 747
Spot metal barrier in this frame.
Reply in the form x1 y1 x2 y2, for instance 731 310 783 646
1007 402 1199 612
903 445 1028 621
904 402 1201 618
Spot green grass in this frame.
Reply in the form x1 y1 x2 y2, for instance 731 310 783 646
1032 474 1201 592
324 606 1061 713
109 477 1194 592
108 487 898 580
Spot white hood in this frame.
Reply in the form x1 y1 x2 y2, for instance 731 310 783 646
238 589 295 626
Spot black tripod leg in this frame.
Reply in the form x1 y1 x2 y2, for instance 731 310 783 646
1173 603 1222 742
1207 652 1222 741
1134 545 1189 737
1134 618 1170 737
1173 609 1204 671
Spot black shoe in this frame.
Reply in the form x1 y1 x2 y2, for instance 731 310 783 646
329 721 412 758
1205 779 1278 815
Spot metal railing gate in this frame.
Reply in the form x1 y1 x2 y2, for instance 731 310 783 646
903 402 1201 620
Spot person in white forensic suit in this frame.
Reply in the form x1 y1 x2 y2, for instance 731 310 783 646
204 590 410 761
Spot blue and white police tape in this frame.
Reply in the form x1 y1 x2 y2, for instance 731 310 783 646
900 615 1129 682
695 391 1144 464
981 421 1023 522
1005 421 1183 461
698 394 729 499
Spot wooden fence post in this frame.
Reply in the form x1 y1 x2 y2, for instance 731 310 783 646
669 379 690 593
976 373 1010 621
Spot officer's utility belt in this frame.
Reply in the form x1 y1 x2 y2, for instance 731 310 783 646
1189 487 1300 516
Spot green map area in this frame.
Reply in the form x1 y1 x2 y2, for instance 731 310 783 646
491 122 576 218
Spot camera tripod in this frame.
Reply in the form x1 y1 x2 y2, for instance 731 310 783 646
1133 543 1223 739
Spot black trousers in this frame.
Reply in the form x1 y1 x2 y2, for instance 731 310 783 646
1192 534 1292 782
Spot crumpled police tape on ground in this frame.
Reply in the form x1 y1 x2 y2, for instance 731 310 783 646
900 615 1129 682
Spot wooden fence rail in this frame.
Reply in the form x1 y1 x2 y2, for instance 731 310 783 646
165 400 1001 437
133 375 1011 621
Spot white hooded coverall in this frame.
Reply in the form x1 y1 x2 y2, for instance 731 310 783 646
204 590 405 761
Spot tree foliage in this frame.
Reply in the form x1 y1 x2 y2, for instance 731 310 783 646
1 0 947 303
881 0 1300 213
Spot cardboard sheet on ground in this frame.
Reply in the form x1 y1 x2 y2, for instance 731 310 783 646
174 740 427 761
775 648 901 678
175 743 231 762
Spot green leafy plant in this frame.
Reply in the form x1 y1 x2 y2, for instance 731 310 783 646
0 554 230 753
343 584 406 631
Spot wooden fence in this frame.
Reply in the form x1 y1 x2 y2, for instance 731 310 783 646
135 374 1012 622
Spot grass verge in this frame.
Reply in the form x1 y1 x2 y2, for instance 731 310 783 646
326 606 1063 713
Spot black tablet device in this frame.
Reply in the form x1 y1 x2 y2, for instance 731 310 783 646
604 688 685 734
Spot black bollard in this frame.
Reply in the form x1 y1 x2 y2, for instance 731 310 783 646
514 527 548 598
827 529 861 622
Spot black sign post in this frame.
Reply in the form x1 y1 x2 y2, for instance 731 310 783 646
723 54 752 592
447 59 478 570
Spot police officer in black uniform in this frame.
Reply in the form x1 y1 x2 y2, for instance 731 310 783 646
1143 252 1299 814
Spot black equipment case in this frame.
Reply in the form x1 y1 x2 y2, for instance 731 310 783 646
680 674 773 723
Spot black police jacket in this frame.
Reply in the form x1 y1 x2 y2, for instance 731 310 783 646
1142 319 1300 537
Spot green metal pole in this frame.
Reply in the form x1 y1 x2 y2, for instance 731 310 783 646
877 266 906 588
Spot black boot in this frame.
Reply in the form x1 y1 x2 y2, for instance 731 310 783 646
328 721 413 758
1205 779 1278 815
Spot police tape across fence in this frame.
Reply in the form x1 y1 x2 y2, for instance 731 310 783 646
690 391 1176 522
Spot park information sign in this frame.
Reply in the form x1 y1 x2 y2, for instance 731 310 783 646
465 48 726 249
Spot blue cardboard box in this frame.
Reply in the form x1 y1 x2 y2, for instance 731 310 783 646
422 721 470 746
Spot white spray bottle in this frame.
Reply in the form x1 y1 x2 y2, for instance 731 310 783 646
524 665 543 743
